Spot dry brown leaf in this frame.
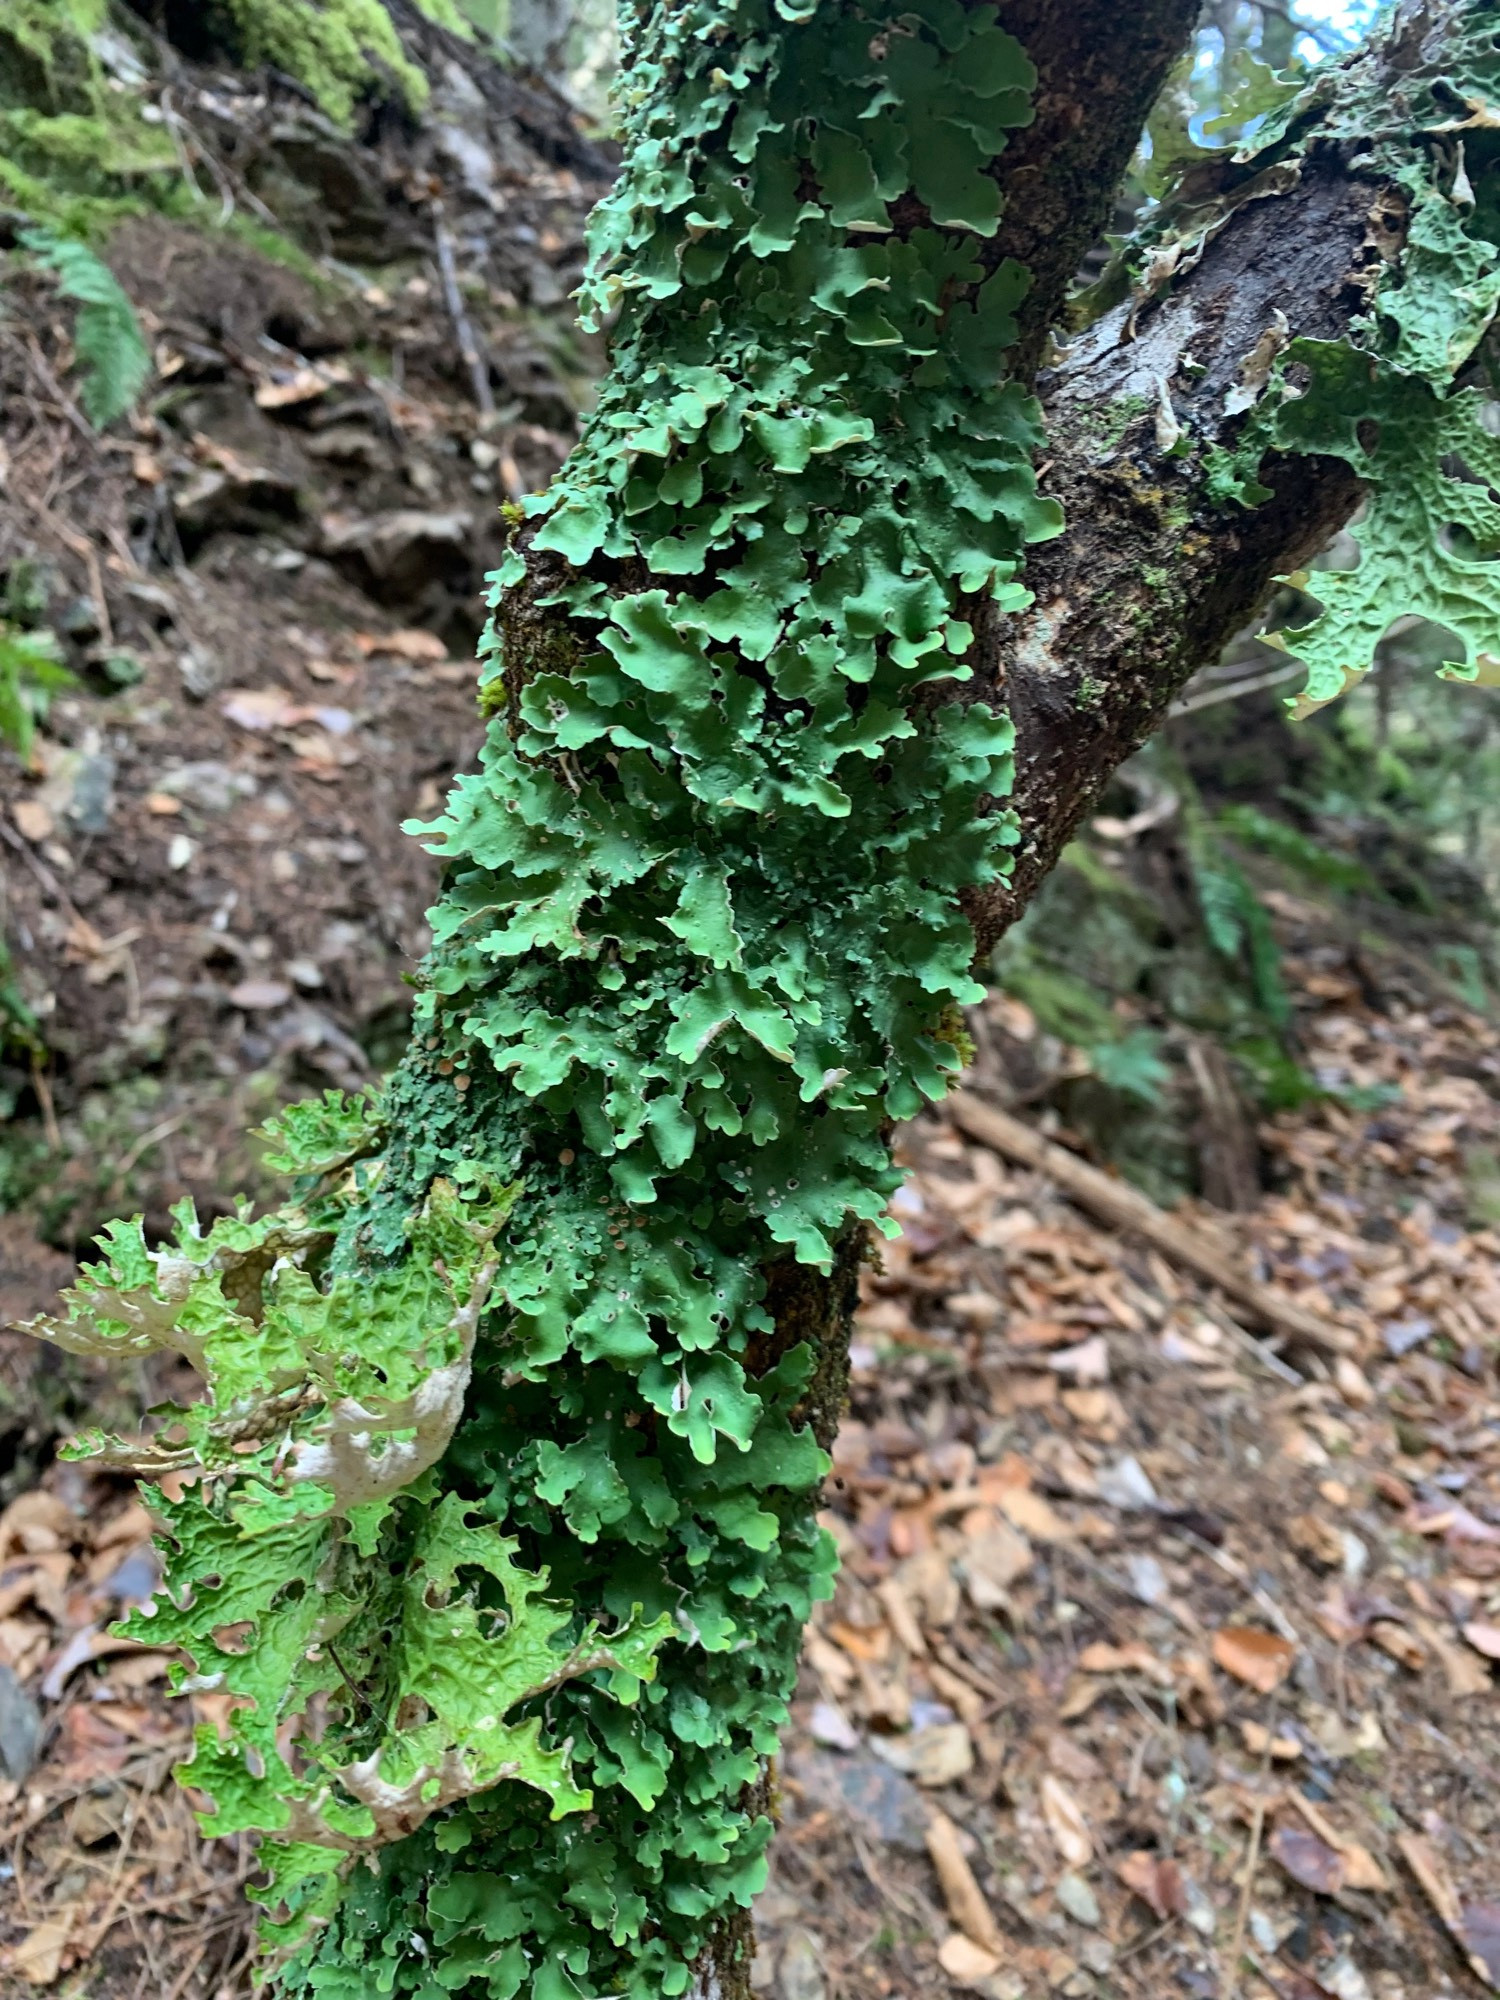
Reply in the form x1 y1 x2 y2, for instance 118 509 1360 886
1061 1386 1126 1434
1240 1720 1301 1761
1413 1616 1493 1698
12 799 53 843
0 1492 75 1555
1269 1824 1346 1895
1039 1773 1092 1869
998 1486 1072 1544
1312 1591 1368 1647
1369 1620 1426 1671
1057 1675 1104 1721
804 1632 857 1698
1078 1639 1174 1685
960 1518 1032 1610
355 627 449 661
1338 1843 1391 1894
9 1913 73 1987
1398 1830 1463 1930
221 686 307 731
1212 1625 1297 1693
1173 1651 1226 1725
1286 1798 1390 1892
895 1547 961 1629
927 1810 1005 1955
937 1933 1005 1987
1116 1850 1187 1921
826 1621 888 1665
1461 1621 1500 1662
875 1576 927 1657
0 1616 50 1678
1288 1513 1346 1570
929 1660 986 1727
1005 1318 1078 1350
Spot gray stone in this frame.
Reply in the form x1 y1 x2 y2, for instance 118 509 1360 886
0 1665 41 1783
777 1930 825 2000
790 1750 930 1854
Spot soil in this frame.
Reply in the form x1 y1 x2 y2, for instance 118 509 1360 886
0 26 608 1339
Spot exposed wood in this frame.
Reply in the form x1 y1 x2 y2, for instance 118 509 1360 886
966 148 1378 955
926 1809 1008 1957
947 1091 1356 1355
431 199 495 417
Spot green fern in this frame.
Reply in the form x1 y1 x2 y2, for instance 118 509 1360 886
0 623 75 757
1091 1028 1172 1102
1216 804 1373 894
1187 830 1291 1029
21 227 150 426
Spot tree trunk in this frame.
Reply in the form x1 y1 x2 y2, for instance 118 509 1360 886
24 3 1500 1996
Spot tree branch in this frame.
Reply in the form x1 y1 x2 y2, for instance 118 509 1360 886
990 0 1202 375
966 33 1426 954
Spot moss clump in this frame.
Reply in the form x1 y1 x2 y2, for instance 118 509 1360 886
0 1 178 229
207 0 476 128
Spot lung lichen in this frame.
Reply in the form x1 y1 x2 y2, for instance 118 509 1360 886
31 0 1058 1991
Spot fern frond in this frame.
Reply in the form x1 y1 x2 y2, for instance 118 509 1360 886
22 228 150 426
0 625 76 757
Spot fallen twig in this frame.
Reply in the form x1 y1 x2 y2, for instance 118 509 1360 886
431 199 495 418
946 1092 1356 1356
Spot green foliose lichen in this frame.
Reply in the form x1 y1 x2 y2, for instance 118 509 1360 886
1199 20 1500 708
39 0 1062 1992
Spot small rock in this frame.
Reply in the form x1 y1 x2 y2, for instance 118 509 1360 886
808 1701 859 1752
0 1664 42 1783
1382 1317 1432 1358
874 1720 974 1788
791 1751 930 1854
320 508 473 603
777 1928 825 2000
66 750 115 833
156 760 257 813
1096 1455 1158 1511
102 1546 159 1605
1125 1553 1169 1605
749 1941 779 1993
1055 1872 1101 1928
167 832 196 870
1319 1954 1374 2000
285 957 325 990
178 644 220 699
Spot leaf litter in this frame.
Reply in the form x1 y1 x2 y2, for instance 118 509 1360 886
7 902 1499 1998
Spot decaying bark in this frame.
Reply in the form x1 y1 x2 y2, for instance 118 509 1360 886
974 147 1377 949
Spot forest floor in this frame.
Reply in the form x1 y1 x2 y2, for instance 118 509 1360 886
1 928 1498 2000
1 20 1499 2000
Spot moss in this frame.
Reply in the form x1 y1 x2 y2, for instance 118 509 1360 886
1080 390 1150 453
933 1001 977 1069
206 0 476 129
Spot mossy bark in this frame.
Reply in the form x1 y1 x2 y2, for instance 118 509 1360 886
17 5 1498 1998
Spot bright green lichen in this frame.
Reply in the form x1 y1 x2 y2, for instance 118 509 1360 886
29 5 1500 1997
34 0 1056 1991
1202 18 1500 708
